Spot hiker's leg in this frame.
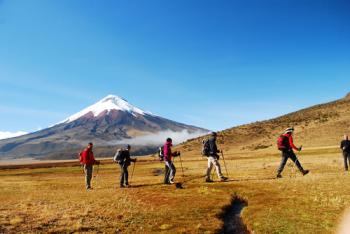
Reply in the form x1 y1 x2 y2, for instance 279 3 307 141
165 161 176 181
164 165 170 183
165 161 172 180
84 165 89 188
206 157 214 179
212 157 223 178
347 153 350 171
343 152 349 171
170 161 176 180
124 166 129 185
89 165 93 186
277 151 289 175
120 165 125 186
289 151 304 172
85 165 93 188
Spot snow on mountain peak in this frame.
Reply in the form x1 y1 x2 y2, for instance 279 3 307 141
59 95 153 124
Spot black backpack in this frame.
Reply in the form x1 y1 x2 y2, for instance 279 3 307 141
158 146 164 161
202 139 210 156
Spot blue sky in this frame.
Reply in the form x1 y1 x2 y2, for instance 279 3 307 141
0 0 349 135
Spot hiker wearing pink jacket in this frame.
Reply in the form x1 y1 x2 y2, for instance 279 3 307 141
163 138 180 184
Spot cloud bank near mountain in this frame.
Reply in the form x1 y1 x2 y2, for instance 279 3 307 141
118 130 208 146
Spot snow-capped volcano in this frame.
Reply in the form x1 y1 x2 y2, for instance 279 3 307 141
59 95 153 124
0 95 208 159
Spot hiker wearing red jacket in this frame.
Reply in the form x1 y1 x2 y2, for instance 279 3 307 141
276 128 309 178
79 142 100 189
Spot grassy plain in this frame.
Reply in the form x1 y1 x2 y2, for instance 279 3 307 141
0 147 349 233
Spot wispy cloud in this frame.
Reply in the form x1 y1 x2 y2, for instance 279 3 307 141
0 131 28 140
117 130 208 146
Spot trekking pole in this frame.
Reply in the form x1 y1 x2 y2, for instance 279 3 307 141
130 161 136 185
94 164 100 189
94 164 100 178
211 166 215 179
179 154 185 177
221 150 229 178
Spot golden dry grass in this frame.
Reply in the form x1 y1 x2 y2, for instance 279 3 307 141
178 98 350 157
1 147 350 233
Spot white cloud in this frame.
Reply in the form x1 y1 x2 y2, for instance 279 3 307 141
0 131 28 140
117 130 208 146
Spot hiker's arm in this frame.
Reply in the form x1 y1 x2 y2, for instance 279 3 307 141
289 136 300 151
91 152 100 165
94 158 100 165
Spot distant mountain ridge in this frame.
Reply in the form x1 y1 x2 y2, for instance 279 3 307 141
177 93 350 156
0 95 208 159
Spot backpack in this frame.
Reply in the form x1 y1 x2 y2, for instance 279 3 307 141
202 139 210 156
277 135 289 151
113 149 125 164
78 151 82 163
342 140 350 152
158 146 164 161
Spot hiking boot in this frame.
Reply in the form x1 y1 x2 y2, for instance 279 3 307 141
220 176 228 182
302 170 309 176
86 187 93 190
205 178 213 183
276 174 282 179
169 179 175 184
120 185 125 188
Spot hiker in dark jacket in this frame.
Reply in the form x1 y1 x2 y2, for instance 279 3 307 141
79 142 100 190
114 145 137 188
205 132 228 182
276 128 309 178
340 135 350 171
163 138 180 184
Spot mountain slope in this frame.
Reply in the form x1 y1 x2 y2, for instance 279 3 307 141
178 94 350 156
0 95 207 159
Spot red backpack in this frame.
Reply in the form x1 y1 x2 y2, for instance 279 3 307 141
277 135 289 151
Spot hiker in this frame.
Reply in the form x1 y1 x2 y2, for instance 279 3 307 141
205 132 228 182
163 138 180 184
79 142 100 190
340 135 350 171
276 128 309 178
114 145 137 188
158 146 170 184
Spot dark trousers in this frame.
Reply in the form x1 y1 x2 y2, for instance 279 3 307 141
343 151 350 171
164 165 170 184
120 164 129 186
277 150 304 174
